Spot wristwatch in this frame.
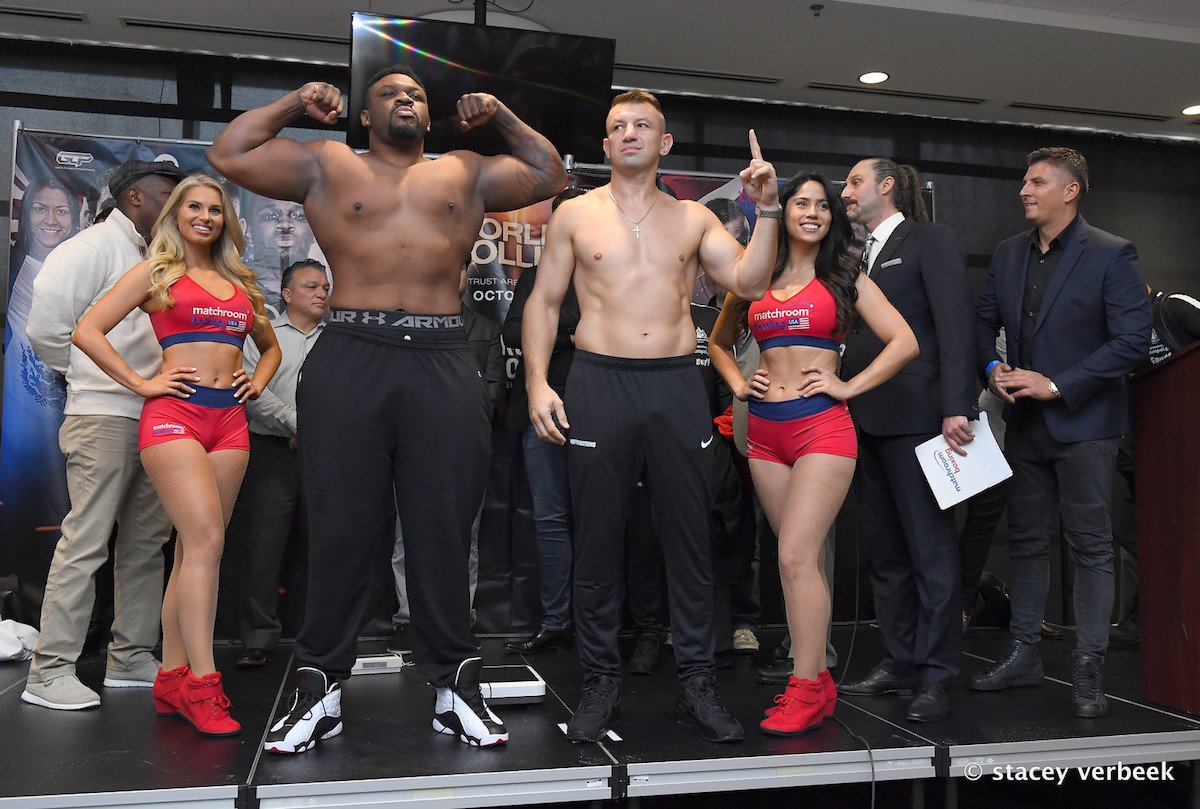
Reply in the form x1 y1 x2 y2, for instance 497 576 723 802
1047 380 1061 399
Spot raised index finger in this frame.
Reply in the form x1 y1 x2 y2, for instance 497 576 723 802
748 129 763 161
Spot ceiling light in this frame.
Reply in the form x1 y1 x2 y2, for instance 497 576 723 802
1183 105 1200 116
859 71 889 85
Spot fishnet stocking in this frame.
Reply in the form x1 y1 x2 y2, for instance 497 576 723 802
142 440 247 675
751 453 854 680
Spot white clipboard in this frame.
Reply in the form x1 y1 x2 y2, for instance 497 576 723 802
914 412 1012 510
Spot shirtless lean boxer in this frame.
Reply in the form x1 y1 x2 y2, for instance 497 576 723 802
523 90 779 744
208 66 566 752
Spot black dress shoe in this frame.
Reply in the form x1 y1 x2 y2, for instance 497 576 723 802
504 626 572 654
236 647 269 668
1071 652 1110 718
754 658 793 685
970 641 1043 691
905 683 949 722
837 665 916 696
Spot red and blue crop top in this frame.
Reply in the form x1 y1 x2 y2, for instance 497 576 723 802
748 276 841 352
150 274 253 349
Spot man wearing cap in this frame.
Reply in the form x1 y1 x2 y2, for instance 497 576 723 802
21 159 185 710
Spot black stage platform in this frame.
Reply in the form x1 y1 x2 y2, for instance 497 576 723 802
1 626 1196 808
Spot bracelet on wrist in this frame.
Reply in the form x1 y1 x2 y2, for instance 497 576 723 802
755 206 783 219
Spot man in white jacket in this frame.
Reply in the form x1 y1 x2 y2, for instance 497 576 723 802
21 159 184 710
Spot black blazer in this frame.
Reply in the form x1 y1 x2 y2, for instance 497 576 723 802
976 216 1150 443
841 219 977 436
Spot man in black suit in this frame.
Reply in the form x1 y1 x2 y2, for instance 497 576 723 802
972 147 1150 718
836 158 977 722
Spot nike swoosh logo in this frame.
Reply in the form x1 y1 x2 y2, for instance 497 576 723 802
700 435 714 449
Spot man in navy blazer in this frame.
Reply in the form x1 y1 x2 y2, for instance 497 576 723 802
972 147 1150 718
836 158 978 722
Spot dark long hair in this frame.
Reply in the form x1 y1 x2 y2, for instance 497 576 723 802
13 177 80 259
734 172 859 341
870 158 929 222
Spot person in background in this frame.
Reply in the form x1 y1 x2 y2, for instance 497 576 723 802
972 147 1150 718
21 160 184 711
223 259 328 669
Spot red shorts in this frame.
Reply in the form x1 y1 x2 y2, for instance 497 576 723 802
138 385 249 453
747 395 857 465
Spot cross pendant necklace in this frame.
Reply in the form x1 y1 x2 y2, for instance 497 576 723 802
609 189 659 239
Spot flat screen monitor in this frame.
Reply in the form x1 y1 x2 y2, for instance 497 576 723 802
348 13 615 161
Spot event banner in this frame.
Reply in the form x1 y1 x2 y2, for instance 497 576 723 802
2 125 748 601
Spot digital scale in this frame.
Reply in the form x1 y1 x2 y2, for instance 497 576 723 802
350 654 546 705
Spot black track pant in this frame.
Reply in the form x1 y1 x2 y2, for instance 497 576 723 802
566 351 716 681
295 315 489 686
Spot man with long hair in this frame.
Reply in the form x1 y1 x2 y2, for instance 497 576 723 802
835 157 977 723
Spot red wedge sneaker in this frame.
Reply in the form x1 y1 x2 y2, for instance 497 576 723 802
178 671 241 737
153 665 189 717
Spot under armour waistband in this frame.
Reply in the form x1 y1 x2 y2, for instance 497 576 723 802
327 308 463 329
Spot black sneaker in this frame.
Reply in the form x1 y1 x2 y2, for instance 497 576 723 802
264 667 343 754
566 673 620 743
629 633 661 675
677 674 743 743
433 657 508 747
1071 652 1110 718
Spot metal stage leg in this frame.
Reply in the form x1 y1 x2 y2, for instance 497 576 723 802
911 777 925 809
944 775 958 809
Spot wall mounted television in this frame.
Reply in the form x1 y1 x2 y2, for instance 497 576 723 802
348 12 616 162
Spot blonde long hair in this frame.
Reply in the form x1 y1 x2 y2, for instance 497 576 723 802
146 174 270 332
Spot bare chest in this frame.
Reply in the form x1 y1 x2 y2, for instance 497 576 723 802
308 160 482 248
574 212 703 285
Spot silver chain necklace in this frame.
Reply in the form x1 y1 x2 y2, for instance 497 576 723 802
608 189 659 239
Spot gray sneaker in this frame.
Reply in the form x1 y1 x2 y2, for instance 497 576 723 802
22 674 101 710
104 657 161 688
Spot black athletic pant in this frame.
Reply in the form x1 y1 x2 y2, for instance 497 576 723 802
295 313 490 686
566 351 716 681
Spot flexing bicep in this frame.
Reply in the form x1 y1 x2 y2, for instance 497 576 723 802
477 153 565 214
208 137 320 203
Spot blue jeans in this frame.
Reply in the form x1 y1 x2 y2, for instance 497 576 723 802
523 423 573 631
1006 414 1117 657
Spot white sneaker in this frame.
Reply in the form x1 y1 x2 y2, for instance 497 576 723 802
732 627 760 653
264 667 343 754
22 674 101 710
104 657 161 688
433 657 507 747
